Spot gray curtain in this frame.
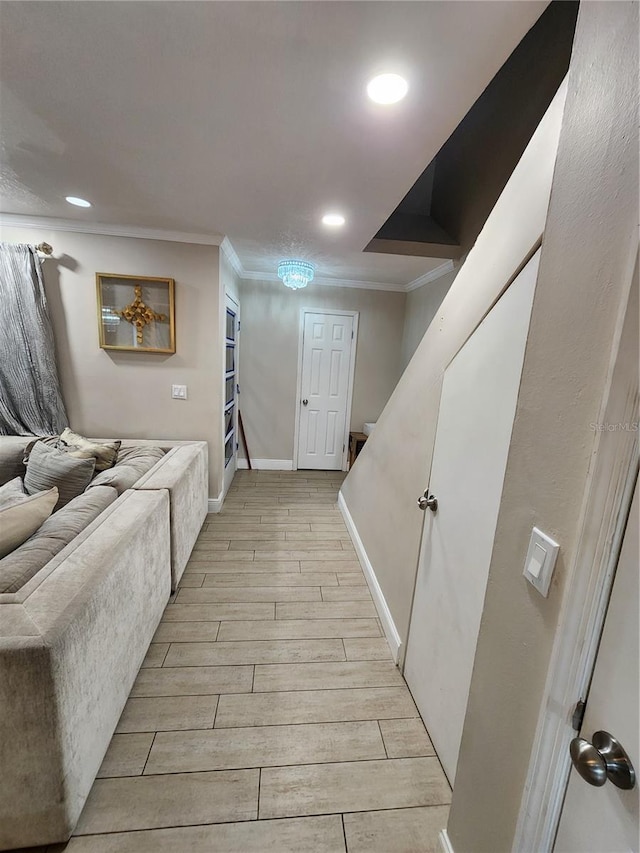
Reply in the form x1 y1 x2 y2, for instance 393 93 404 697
0 243 68 435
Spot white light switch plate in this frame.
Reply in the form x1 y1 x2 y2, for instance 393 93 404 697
171 384 188 400
523 527 559 597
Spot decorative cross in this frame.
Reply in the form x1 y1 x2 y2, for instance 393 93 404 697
116 285 167 345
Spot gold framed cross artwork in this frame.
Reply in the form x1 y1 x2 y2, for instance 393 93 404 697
96 273 176 353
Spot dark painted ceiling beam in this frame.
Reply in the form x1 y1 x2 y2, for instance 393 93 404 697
366 0 579 261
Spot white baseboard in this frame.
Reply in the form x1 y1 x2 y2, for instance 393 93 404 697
237 459 293 471
207 492 224 513
439 829 455 853
338 490 402 663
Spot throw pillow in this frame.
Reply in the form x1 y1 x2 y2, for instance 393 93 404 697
0 476 27 508
0 478 58 559
60 428 121 472
22 436 62 464
24 441 96 510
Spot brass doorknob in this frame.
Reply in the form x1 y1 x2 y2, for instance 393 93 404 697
569 731 636 790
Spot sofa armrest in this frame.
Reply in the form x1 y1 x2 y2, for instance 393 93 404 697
0 489 171 849
134 442 208 589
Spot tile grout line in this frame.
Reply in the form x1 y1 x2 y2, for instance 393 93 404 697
202 714 422 731
341 812 349 852
257 767 262 820
159 644 170 667
96 754 447 781
378 720 389 758
70 804 441 842
140 731 156 776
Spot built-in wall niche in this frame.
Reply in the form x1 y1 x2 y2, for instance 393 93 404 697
96 273 175 353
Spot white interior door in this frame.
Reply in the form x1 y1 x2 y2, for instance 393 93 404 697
223 294 239 496
404 250 540 784
554 478 639 853
297 311 355 470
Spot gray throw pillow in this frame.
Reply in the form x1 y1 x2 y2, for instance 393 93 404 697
24 441 96 510
22 435 62 463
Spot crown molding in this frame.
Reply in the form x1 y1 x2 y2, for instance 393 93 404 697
0 214 225 247
0 213 458 293
406 259 456 291
311 275 406 293
219 236 244 278
241 268 407 292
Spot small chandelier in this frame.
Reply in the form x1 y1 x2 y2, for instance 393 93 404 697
277 259 315 290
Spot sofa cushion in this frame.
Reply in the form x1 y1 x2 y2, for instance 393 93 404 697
0 478 58 559
24 441 96 509
0 438 30 485
0 485 118 593
89 446 165 494
60 428 121 472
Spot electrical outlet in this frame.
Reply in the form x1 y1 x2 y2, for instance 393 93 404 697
171 384 188 400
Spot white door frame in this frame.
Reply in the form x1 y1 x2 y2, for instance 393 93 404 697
292 308 359 472
512 256 638 852
222 291 240 499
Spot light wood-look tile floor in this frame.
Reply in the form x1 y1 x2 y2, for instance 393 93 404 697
38 471 451 853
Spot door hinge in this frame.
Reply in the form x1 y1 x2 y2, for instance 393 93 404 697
351 330 354 339
571 699 586 731
343 444 345 452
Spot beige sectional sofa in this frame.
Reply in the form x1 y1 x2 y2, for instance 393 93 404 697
0 437 208 850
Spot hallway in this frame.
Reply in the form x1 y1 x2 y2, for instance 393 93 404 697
49 472 451 852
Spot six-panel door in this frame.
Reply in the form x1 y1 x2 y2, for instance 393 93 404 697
297 312 354 470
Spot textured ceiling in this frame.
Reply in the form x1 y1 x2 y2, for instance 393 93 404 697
0 1 547 285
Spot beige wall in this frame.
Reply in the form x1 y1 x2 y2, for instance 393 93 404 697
449 3 639 850
340 81 568 646
237 279 406 463
0 226 222 496
400 268 458 370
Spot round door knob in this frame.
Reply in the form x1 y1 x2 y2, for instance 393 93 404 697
302 399 308 406
569 738 607 787
417 492 438 512
570 731 636 790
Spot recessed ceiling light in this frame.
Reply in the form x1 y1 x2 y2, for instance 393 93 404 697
65 196 92 208
366 73 408 105
322 213 346 227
